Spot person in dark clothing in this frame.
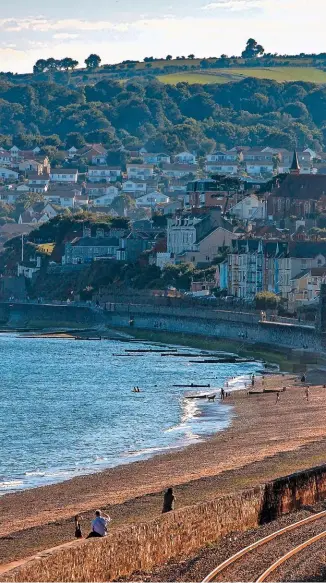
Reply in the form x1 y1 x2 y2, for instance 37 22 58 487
162 487 175 513
74 515 83 538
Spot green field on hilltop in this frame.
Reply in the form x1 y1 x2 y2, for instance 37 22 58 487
158 67 326 85
159 72 231 84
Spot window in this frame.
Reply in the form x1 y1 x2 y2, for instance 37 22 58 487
206 256 210 261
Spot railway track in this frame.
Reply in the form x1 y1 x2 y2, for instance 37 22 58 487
202 509 326 582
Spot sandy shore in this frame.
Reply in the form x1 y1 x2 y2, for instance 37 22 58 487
1 374 326 567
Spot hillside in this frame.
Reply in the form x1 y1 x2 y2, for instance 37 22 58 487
0 76 325 154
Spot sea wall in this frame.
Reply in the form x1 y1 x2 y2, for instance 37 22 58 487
0 301 324 353
2 465 326 583
0 303 100 329
105 307 323 352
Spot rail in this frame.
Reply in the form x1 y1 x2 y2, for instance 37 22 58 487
202 510 326 582
256 530 326 582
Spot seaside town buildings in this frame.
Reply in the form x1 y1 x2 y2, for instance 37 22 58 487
2 141 326 311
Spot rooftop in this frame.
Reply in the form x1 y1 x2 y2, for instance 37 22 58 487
270 174 326 200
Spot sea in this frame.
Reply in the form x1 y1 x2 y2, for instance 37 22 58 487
0 334 261 494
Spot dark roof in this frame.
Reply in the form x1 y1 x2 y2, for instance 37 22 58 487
162 163 198 171
72 237 119 247
292 269 311 280
288 241 326 258
51 168 78 175
270 174 326 200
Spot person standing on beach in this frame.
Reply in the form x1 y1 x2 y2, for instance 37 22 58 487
305 387 310 402
74 515 83 538
220 388 225 400
251 374 255 387
162 487 175 513
87 510 111 538
275 391 280 404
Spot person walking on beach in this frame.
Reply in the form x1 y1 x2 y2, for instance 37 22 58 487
87 510 111 538
251 374 255 387
275 391 280 404
305 387 310 402
162 487 175 513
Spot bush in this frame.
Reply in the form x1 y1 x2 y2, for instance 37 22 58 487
255 291 280 310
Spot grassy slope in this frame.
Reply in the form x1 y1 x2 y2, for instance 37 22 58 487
158 66 326 85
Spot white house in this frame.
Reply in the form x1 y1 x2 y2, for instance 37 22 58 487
0 151 16 167
122 181 147 195
175 152 196 165
245 162 274 176
135 192 170 208
205 162 238 175
126 164 154 179
206 151 239 163
50 169 78 183
0 167 19 180
85 184 118 198
92 192 118 206
59 192 76 208
28 173 50 192
67 146 78 158
17 263 41 279
44 189 79 207
9 146 20 158
228 194 266 221
19 160 44 173
161 163 198 178
87 167 121 183
141 153 171 164
0 188 22 203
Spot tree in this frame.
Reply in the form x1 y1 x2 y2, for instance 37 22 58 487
60 58 79 71
188 54 195 59
255 292 279 310
46 58 60 71
166 55 173 61
85 54 101 69
66 132 86 149
241 38 265 59
33 59 48 74
110 217 131 229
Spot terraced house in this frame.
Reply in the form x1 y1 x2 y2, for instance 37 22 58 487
227 240 326 301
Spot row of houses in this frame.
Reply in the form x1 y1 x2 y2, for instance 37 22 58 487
205 147 315 176
221 239 326 308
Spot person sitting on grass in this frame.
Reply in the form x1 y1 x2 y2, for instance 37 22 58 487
87 510 111 538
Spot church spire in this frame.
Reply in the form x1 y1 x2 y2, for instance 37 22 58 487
290 149 300 175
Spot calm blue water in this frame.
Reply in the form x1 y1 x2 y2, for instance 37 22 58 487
0 334 261 493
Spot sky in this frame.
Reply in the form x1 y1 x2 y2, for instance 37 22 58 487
0 0 325 73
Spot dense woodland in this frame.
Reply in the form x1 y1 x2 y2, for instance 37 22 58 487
0 77 325 157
